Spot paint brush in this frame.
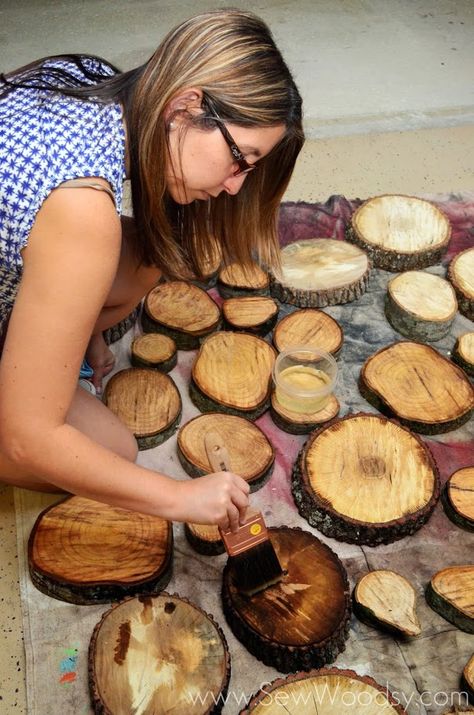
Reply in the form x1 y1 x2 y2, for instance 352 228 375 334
204 431 284 596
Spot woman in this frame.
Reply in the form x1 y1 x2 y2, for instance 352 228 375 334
0 10 304 530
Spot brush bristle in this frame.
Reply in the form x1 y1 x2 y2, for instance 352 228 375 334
230 540 284 596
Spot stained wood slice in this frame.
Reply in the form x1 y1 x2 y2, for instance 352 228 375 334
239 668 406 714
89 593 230 715
462 654 474 702
353 570 421 637
131 333 177 372
184 522 224 555
347 194 451 271
142 281 221 349
222 296 279 336
442 467 474 531
29 496 172 604
453 332 474 377
386 271 457 342
292 412 439 546
217 262 270 298
270 390 340 434
177 413 274 491
222 526 351 673
273 308 343 357
448 247 474 320
190 332 276 420
103 368 181 449
426 565 474 633
359 341 474 434
270 238 370 307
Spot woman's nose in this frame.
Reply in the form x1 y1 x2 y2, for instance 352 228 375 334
222 173 247 195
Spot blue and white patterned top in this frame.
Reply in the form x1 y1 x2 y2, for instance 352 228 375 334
0 58 126 333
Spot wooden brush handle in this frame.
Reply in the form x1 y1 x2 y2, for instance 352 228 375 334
204 431 232 472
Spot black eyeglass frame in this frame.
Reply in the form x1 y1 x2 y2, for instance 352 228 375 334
202 96 256 177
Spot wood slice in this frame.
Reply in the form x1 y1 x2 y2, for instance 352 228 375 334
142 281 221 349
217 262 270 298
462 654 474 702
353 570 421 637
29 496 172 604
426 565 474 633
385 271 457 342
442 467 474 532
273 308 343 357
103 368 181 449
222 526 351 673
347 194 451 271
222 296 279 336
292 413 439 546
270 238 370 307
190 332 276 420
448 247 474 320
89 593 230 715
177 413 274 491
270 390 340 434
184 522 224 555
239 668 406 714
359 341 474 434
453 332 474 377
103 305 140 345
130 333 177 372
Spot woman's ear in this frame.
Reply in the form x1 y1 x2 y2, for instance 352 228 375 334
164 87 204 125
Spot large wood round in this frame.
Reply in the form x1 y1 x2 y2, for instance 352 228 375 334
452 332 474 377
222 296 279 336
89 593 230 715
448 247 474 320
425 565 474 633
222 526 351 673
442 466 474 531
273 309 343 357
292 413 439 546
217 262 270 298
347 194 451 271
359 341 474 434
239 668 406 714
270 238 370 307
131 333 177 372
353 570 421 637
177 413 274 491
142 281 221 349
103 368 182 449
190 332 276 420
29 497 173 604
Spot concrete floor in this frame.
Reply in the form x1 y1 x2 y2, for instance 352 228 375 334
0 1 473 712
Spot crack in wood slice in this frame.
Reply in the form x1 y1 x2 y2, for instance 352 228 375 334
270 390 340 434
452 332 474 377
222 296 279 336
29 497 173 604
131 333 177 372
359 341 474 434
353 570 421 637
442 466 474 532
347 194 451 271
448 247 474 321
426 565 474 633
89 593 230 715
273 308 343 357
217 262 270 298
270 238 370 307
292 412 439 546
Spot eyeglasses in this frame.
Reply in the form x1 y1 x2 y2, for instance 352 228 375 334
202 97 256 177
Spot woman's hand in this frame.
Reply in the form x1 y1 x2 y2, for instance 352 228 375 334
85 333 115 393
176 472 250 532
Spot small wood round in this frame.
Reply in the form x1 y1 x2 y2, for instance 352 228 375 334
131 333 177 372
222 526 351 673
222 296 279 336
184 523 224 555
89 593 230 715
29 497 173 604
425 565 474 633
462 654 474 702
442 467 474 532
347 194 451 271
217 262 270 298
142 281 221 349
270 390 340 434
453 332 474 377
292 412 440 546
385 271 457 342
103 368 182 449
353 570 421 637
190 332 276 420
103 305 140 345
359 341 474 434
270 238 370 307
239 668 406 714
177 413 274 491
273 308 343 357
448 247 474 320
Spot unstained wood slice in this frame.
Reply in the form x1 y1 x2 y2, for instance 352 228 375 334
273 308 343 357
239 668 406 714
184 522 224 556
29 497 172 604
222 526 351 673
453 332 474 377
222 296 279 336
142 281 221 349
353 570 421 637
385 271 457 342
292 413 439 546
359 341 474 434
177 413 274 491
448 247 474 320
131 333 177 372
89 593 230 715
270 238 370 307
103 368 181 449
442 467 474 532
217 262 270 298
462 653 474 702
426 565 474 633
270 390 340 434
347 194 451 271
190 332 276 420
